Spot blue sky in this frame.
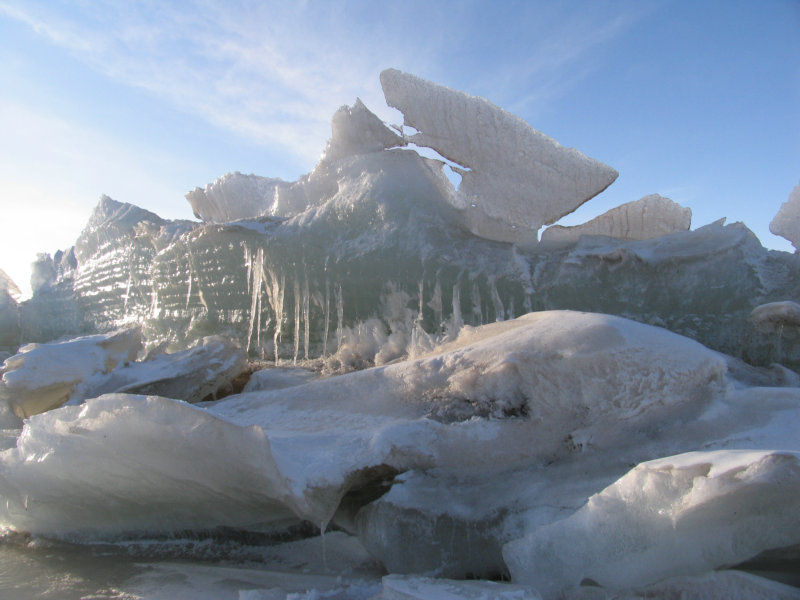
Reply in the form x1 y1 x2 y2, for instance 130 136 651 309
1 0 798 296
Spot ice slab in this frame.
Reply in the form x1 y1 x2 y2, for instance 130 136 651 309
540 194 691 244
769 181 800 250
0 327 142 418
377 574 541 599
186 172 290 224
504 449 800 596
72 335 247 404
0 394 297 538
380 68 618 243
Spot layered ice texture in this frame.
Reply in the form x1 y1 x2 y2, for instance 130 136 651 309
1 69 800 599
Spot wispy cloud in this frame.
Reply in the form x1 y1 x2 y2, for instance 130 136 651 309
0 0 409 163
0 1 644 164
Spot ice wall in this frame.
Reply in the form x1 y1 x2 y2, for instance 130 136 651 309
14 73 800 372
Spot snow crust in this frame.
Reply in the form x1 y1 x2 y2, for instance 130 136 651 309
0 327 141 418
769 181 800 250
380 68 618 243
540 194 691 244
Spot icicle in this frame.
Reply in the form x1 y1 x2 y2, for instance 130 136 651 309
490 279 505 322
320 520 328 571
244 246 251 295
523 293 533 316
427 277 443 332
293 277 301 365
303 273 310 360
471 281 483 325
246 248 264 353
336 283 344 350
449 280 463 338
323 279 331 356
185 260 193 311
265 269 286 366
507 298 515 320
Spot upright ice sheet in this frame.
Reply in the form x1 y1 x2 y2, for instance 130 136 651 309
380 68 618 243
540 194 691 243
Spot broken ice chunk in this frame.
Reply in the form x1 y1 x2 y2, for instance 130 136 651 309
380 68 618 243
186 172 291 223
72 335 248 404
503 450 800 596
540 194 691 244
769 181 800 251
0 327 142 418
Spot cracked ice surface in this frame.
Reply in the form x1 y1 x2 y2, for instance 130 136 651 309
380 68 618 243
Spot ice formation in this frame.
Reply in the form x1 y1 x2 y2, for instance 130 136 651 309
380 68 618 243
0 327 141 418
9 73 800 373
504 450 800 596
2 69 800 597
769 181 800 250
540 194 691 243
